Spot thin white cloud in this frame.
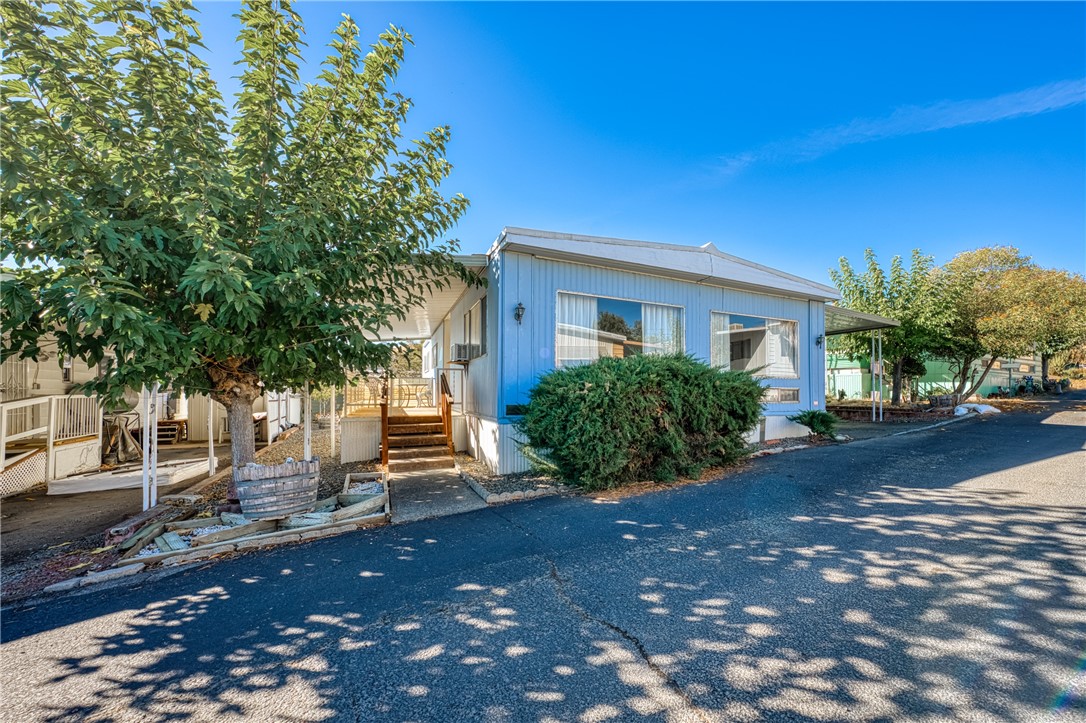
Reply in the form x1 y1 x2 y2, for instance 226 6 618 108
719 78 1086 176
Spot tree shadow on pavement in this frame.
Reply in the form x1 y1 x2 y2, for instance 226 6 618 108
3 405 1084 722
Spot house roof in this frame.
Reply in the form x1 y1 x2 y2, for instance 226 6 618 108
493 227 841 302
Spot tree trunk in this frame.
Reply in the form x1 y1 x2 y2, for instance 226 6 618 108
962 357 999 401
1041 353 1050 382
891 359 904 406
951 357 976 398
227 395 257 467
207 359 262 504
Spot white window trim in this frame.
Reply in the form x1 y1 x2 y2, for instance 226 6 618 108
465 298 487 358
710 309 801 380
764 387 801 404
554 290 686 367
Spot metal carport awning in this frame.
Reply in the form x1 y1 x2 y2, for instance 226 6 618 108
824 306 900 336
824 306 900 422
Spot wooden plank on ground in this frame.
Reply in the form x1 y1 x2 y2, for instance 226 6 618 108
166 516 223 532
220 512 250 527
282 512 334 529
120 522 165 551
106 504 170 545
313 495 339 512
331 494 386 522
191 520 276 546
154 532 189 552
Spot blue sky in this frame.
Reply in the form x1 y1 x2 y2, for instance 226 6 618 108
194 1 1085 285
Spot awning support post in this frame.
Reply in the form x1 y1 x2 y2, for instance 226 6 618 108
303 381 312 461
870 332 876 423
150 382 160 507
141 386 151 511
330 384 336 461
207 397 217 476
878 329 884 422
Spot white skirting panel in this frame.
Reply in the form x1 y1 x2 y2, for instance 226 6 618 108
744 415 810 444
465 416 500 472
459 417 532 475
53 438 101 479
340 417 380 464
452 413 469 452
496 423 533 475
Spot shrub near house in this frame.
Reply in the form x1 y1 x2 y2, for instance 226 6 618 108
516 354 765 490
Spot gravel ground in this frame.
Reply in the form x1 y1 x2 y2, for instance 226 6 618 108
198 428 377 506
748 436 823 453
454 453 564 496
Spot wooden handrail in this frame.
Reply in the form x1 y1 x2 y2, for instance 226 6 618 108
379 401 389 467
439 372 454 456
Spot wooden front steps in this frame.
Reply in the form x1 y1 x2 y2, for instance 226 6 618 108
385 416 454 473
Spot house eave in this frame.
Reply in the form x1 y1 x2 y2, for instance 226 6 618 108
497 228 840 302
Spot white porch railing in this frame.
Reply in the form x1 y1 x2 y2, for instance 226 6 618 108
0 396 51 473
54 394 102 443
0 394 103 476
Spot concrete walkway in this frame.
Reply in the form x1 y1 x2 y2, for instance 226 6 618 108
389 467 486 523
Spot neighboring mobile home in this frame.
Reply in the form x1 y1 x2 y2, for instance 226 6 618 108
342 227 892 474
0 341 304 496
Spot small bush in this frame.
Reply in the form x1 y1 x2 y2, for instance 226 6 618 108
788 409 839 437
515 354 765 490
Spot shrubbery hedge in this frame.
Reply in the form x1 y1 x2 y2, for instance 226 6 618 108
515 354 765 490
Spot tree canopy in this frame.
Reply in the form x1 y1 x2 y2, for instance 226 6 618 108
829 249 946 404
831 244 1086 400
933 246 1035 397
1 0 473 474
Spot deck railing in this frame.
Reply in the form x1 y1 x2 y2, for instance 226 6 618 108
0 396 51 472
1 394 102 475
53 395 102 443
344 370 464 416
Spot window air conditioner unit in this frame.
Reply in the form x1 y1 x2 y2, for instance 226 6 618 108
451 343 480 363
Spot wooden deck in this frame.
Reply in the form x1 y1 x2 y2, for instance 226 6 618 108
344 406 439 420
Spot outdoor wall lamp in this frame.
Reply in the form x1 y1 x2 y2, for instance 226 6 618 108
514 302 526 324
816 334 824 348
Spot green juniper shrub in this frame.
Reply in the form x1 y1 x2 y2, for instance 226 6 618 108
515 354 765 490
787 409 839 438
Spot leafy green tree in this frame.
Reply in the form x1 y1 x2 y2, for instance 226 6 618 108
829 249 946 404
933 247 1033 398
1 0 472 498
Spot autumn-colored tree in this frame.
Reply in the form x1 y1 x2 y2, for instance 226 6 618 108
933 247 1034 398
987 267 1086 382
1 0 473 500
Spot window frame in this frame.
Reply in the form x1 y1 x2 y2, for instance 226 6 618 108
465 297 487 357
709 310 801 380
554 290 686 368
763 387 801 404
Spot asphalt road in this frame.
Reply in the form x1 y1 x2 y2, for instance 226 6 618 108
2 399 1084 722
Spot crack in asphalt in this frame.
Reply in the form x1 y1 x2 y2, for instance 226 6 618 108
487 505 714 722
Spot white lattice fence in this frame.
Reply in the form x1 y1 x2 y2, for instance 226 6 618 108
0 449 46 497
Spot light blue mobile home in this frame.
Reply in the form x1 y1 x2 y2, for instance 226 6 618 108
340 228 892 474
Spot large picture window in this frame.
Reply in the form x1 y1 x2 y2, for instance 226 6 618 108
711 312 799 378
556 293 683 367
